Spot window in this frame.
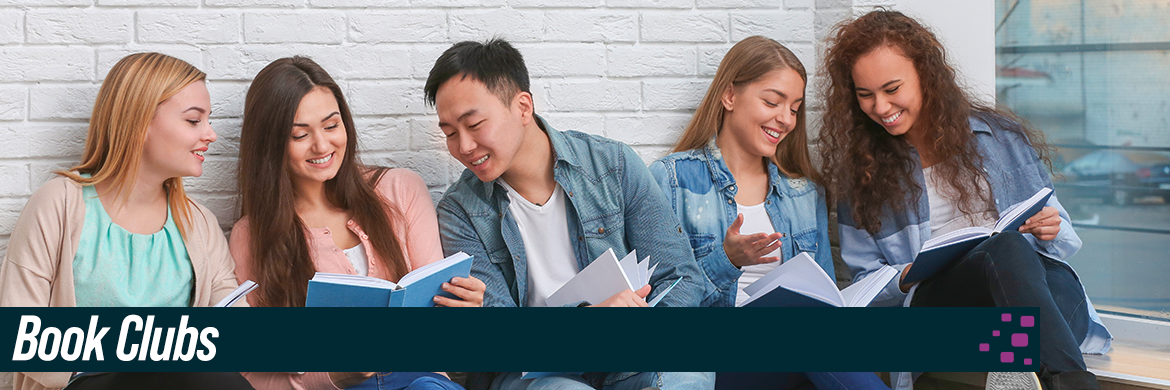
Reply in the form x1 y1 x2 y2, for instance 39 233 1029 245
996 0 1170 325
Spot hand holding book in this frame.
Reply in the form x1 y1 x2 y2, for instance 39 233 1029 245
1017 206 1062 240
433 276 485 307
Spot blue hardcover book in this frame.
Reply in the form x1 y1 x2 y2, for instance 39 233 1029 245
305 252 473 307
902 187 1053 285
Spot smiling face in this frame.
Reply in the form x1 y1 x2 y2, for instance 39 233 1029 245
141 81 215 180
435 75 528 183
851 45 924 138
719 68 805 159
285 87 346 189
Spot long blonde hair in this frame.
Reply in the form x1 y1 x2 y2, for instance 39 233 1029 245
58 52 207 238
672 35 818 183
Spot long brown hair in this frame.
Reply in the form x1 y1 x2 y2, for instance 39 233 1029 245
238 56 409 307
819 10 1051 233
59 52 206 239
673 35 818 183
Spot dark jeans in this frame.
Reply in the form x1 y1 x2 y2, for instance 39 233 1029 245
349 372 465 390
65 372 255 390
911 231 1099 390
716 372 890 390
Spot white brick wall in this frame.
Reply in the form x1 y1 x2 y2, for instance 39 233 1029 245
0 0 874 384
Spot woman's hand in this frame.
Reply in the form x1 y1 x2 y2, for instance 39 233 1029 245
329 372 377 389
1018 206 1061 241
434 276 486 307
590 285 651 307
723 214 783 268
898 263 916 293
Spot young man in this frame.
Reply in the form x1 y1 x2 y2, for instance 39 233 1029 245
425 39 714 389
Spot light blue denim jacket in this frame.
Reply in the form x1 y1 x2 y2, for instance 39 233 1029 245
436 115 711 307
648 138 834 307
836 114 1112 389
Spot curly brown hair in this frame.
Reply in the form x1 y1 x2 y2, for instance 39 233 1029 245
819 10 1051 234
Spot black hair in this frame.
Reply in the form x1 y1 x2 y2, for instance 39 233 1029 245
424 38 531 107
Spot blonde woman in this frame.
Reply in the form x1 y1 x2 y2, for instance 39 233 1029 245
649 36 888 390
0 53 251 390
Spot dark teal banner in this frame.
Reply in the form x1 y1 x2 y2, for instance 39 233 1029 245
1 308 1039 372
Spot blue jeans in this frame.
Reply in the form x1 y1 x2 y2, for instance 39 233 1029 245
716 372 889 390
912 231 1098 390
348 372 465 390
492 372 715 390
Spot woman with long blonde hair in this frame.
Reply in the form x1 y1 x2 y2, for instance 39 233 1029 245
0 52 252 390
650 36 888 390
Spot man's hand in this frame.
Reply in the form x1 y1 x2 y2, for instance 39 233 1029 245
590 285 651 307
434 276 486 307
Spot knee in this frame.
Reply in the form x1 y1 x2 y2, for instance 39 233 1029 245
407 377 462 390
970 231 1043 274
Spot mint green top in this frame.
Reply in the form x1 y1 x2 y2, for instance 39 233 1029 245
73 182 194 307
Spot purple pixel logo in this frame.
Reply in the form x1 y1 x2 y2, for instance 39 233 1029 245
979 312 1036 366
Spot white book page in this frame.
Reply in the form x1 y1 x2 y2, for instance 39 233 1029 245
637 254 648 287
618 250 639 288
545 248 635 307
739 253 842 307
921 226 993 251
993 187 1052 232
214 280 258 307
311 272 399 289
398 251 471 287
841 265 898 307
646 262 658 287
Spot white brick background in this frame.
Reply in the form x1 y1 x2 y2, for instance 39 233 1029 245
0 0 896 385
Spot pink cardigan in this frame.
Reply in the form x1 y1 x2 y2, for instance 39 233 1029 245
229 169 444 390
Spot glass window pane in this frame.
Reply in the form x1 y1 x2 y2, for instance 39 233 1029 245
997 0 1170 321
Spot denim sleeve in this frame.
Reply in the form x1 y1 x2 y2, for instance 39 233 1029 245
436 195 518 307
837 201 909 307
622 146 710 307
813 186 836 279
648 159 735 307
1024 144 1083 260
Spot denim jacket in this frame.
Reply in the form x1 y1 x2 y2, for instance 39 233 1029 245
436 115 710 307
836 114 1112 389
649 138 833 307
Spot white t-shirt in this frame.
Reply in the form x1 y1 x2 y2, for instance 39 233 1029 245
342 243 369 277
923 166 998 236
734 201 783 306
498 180 580 307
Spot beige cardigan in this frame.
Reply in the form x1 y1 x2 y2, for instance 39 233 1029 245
0 177 246 390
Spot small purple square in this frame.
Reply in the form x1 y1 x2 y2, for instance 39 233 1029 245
1002 313 1012 322
979 343 990 352
1021 315 1035 327
1012 333 1029 347
1024 358 1033 365
1001 352 1014 363
993 330 1000 336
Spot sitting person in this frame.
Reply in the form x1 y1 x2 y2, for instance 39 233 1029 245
818 10 1111 390
0 52 252 390
230 56 480 390
650 35 888 390
425 39 713 389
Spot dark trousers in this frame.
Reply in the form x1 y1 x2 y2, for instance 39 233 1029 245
65 372 255 390
716 372 890 390
911 231 1099 390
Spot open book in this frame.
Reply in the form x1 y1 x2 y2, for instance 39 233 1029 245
543 249 679 307
305 252 473 307
213 280 258 307
738 252 898 307
901 187 1054 285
